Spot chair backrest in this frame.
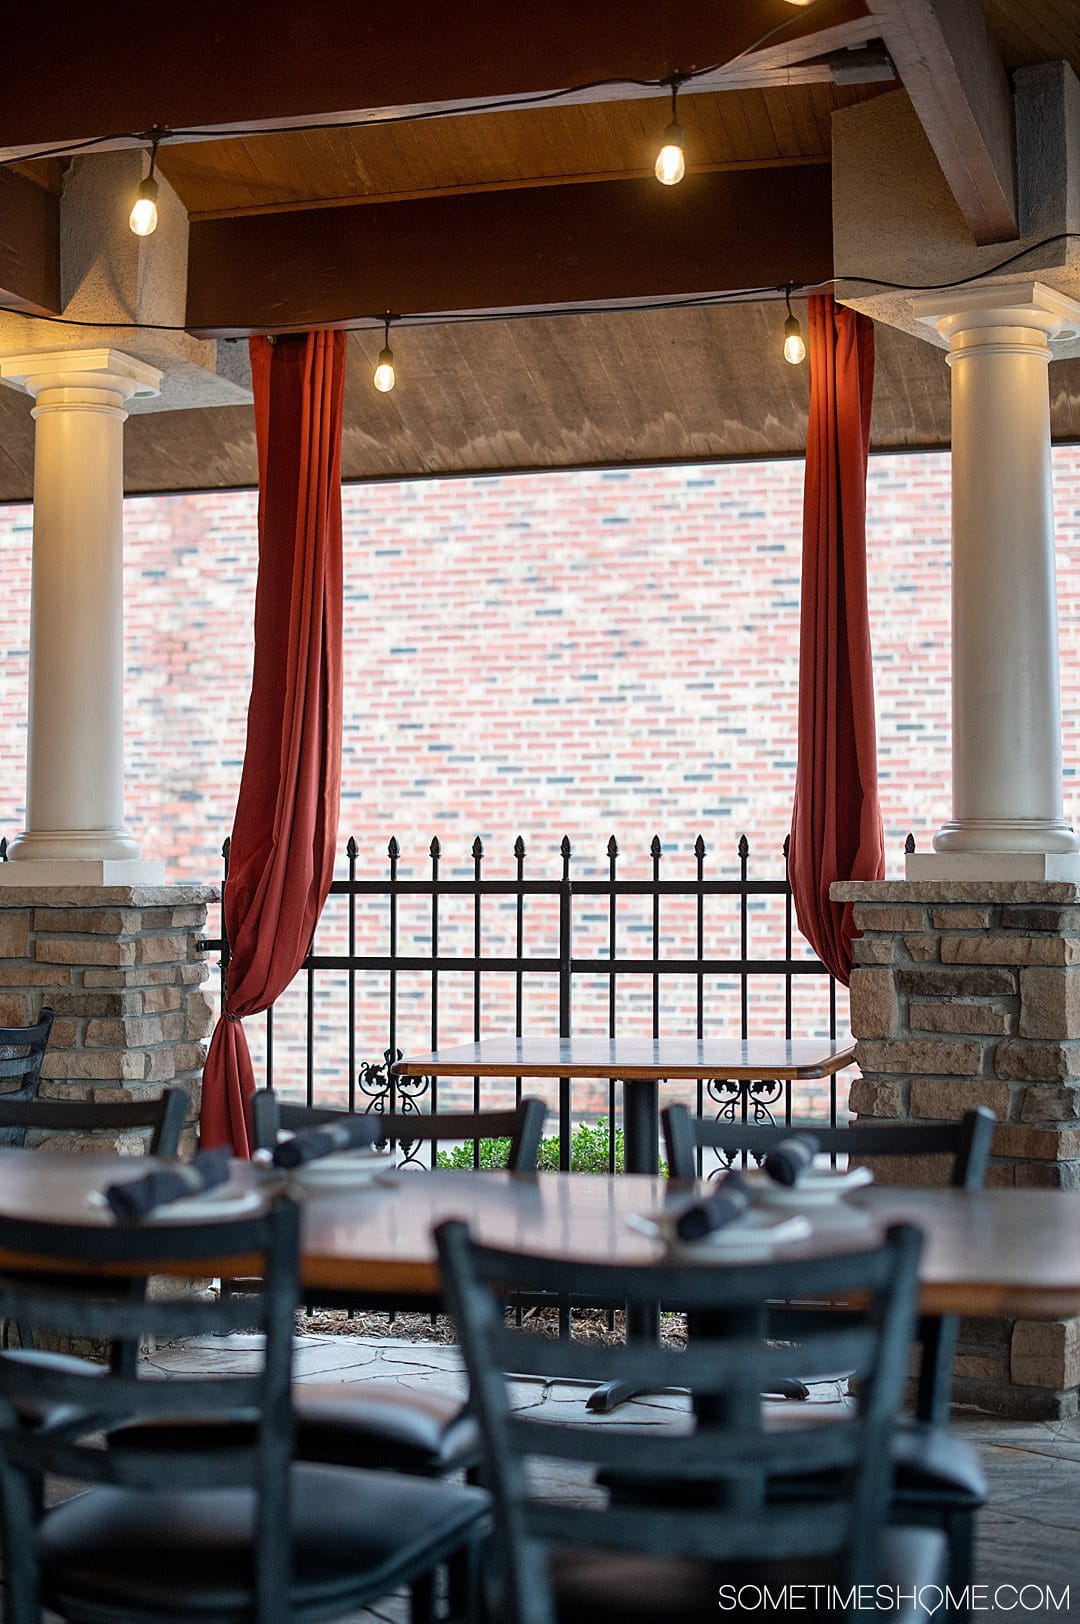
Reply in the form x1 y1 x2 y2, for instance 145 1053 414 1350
0 1086 188 1158
0 1197 300 1623
437 1218 924 1624
0 1009 55 1145
661 1104 995 1191
661 1104 994 1425
251 1089 547 1172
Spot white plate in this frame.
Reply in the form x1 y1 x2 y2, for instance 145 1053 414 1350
628 1209 812 1259
89 1185 264 1222
748 1165 874 1208
286 1147 390 1189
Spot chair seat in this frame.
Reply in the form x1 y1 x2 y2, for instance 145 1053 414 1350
541 1527 946 1624
3 1346 104 1433
108 1380 481 1476
40 1462 489 1621
294 1379 480 1473
891 1420 986 1502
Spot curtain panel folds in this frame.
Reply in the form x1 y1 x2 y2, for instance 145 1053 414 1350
200 331 346 1154
789 295 884 986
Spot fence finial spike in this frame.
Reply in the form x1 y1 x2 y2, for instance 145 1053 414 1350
472 835 484 860
513 834 526 859
783 832 790 859
694 834 706 859
346 835 358 860
0 837 7 862
738 833 750 859
429 835 441 859
607 834 619 858
560 835 572 859
387 835 400 859
222 836 231 861
905 832 916 854
650 834 662 858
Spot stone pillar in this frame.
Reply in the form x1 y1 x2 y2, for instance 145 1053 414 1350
0 348 163 887
838 878 1080 1419
906 284 1080 877
0 885 216 1144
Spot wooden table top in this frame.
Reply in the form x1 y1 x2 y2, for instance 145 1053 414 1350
0 1152 1078 1320
393 1035 858 1081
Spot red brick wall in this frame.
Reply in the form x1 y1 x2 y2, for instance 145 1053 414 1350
0 451 1078 1107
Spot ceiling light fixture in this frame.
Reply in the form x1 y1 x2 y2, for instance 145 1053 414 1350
373 313 397 392
654 76 687 186
129 130 163 237
783 286 806 365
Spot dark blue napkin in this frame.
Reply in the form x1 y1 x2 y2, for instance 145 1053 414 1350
272 1115 382 1170
105 1147 232 1221
671 1170 750 1242
762 1133 821 1187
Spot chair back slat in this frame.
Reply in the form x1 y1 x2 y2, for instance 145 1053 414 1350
0 1009 55 1144
0 1087 187 1156
437 1218 923 1624
252 1088 547 1171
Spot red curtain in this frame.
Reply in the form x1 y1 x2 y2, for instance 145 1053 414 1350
789 295 884 986
200 331 346 1154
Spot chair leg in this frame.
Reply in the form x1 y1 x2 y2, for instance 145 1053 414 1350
945 1505 976 1623
410 1567 438 1624
448 1536 484 1622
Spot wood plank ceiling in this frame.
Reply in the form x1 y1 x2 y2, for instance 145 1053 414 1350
0 0 1079 497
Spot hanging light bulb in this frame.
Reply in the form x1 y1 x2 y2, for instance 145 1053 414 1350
654 77 686 186
783 287 806 365
129 132 162 237
373 313 396 392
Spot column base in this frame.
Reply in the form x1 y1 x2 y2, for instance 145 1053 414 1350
0 859 165 887
907 851 1080 881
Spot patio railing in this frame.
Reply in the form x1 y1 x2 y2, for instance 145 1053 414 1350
199 831 850 1168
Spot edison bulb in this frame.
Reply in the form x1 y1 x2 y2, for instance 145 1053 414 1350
129 178 159 237
783 316 806 365
373 346 396 392
654 122 686 186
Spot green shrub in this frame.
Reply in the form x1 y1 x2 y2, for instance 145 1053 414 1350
435 1117 662 1174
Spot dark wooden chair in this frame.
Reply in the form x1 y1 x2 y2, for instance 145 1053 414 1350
436 1215 941 1624
661 1104 995 1614
128 1091 548 1485
0 1008 55 1145
0 1198 489 1624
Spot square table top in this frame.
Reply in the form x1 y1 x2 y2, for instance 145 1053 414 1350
393 1035 858 1081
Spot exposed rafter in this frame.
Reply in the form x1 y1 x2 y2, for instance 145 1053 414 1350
0 0 875 159
865 0 1018 243
184 166 834 337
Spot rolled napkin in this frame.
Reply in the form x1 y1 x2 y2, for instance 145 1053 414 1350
671 1170 750 1242
762 1133 821 1188
272 1115 382 1170
105 1147 232 1221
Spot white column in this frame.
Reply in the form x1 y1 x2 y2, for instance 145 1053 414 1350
0 349 164 886
907 282 1080 880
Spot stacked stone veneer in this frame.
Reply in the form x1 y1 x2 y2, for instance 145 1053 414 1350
835 879 1080 1420
0 886 216 1146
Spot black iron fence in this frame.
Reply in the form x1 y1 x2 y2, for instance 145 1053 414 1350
200 832 848 1168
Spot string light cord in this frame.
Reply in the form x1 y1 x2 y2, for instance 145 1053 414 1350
0 0 832 168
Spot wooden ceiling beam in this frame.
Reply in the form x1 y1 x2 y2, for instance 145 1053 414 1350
184 165 834 337
865 0 1018 243
0 1 873 159
0 165 60 316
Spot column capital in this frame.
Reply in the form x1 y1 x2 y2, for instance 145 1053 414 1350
911 280 1080 351
0 347 161 402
